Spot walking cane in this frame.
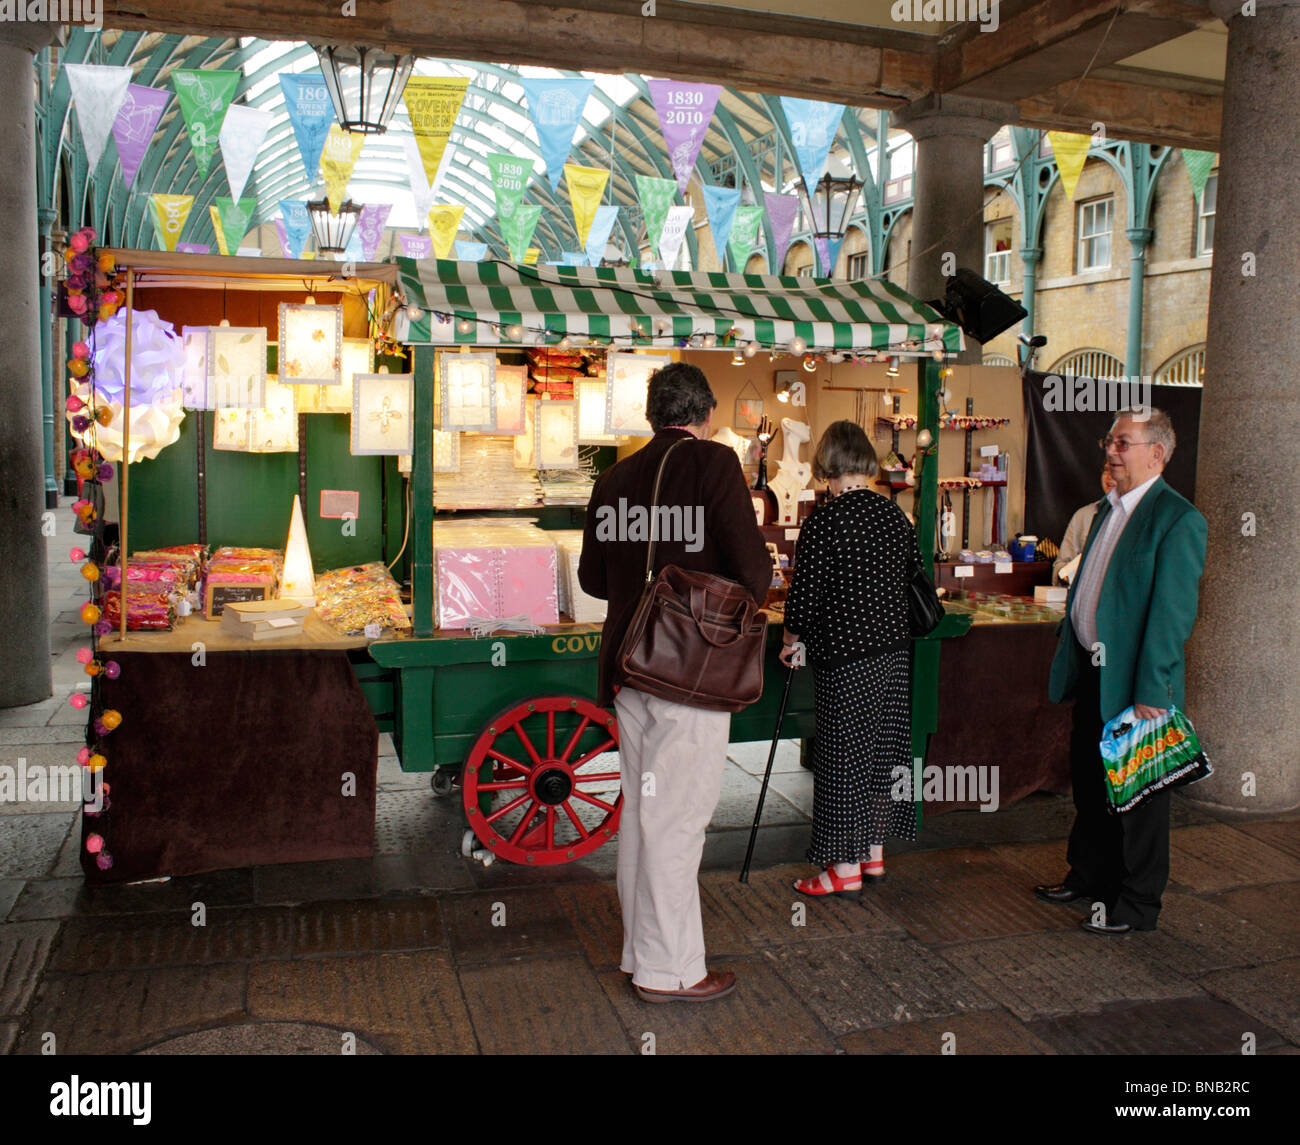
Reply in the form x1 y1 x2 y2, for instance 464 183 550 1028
740 664 796 883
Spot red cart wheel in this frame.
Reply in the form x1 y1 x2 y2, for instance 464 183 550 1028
462 695 621 865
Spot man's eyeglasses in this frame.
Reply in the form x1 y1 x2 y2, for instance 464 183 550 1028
1099 436 1155 452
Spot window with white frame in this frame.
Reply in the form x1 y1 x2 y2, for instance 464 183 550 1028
1077 197 1112 271
846 251 870 279
1197 174 1217 256
986 128 1014 173
984 219 1012 285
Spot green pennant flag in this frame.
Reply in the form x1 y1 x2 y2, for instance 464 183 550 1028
636 174 677 258
171 69 241 181
1181 150 1216 200
727 204 765 270
211 196 257 255
500 203 543 264
487 152 533 224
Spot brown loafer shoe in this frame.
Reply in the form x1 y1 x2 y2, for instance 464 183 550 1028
634 970 737 1004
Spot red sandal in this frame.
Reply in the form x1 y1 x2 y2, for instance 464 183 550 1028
860 860 886 884
794 867 863 896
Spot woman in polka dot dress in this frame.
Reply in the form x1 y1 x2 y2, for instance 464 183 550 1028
779 420 922 896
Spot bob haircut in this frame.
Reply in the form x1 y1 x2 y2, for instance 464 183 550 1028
812 419 879 481
645 361 717 431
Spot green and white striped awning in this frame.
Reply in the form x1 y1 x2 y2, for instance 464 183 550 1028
396 258 964 355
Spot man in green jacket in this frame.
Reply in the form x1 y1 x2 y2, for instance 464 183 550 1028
1036 407 1208 934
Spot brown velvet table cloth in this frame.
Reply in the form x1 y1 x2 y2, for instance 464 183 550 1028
83 650 377 884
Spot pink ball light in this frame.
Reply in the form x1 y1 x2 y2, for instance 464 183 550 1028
85 833 103 853
69 232 90 253
104 661 121 680
75 647 93 664
65 395 85 413
69 547 86 561
69 693 88 710
76 747 91 765
72 341 91 360
96 851 113 871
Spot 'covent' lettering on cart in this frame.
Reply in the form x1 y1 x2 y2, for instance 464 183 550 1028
551 634 602 654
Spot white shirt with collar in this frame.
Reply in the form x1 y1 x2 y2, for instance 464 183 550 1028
1069 473 1162 650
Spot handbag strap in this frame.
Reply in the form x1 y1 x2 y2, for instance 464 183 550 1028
642 437 691 585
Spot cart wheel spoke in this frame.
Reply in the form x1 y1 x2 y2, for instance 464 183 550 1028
485 790 532 825
546 710 555 758
487 747 531 774
512 720 544 768
569 738 617 768
479 780 529 792
561 799 590 840
570 789 617 814
509 801 540 845
573 770 620 784
559 716 591 763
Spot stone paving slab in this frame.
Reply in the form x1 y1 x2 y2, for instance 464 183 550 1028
1197 958 1300 1045
1121 891 1296 979
18 962 247 1055
65 867 256 916
985 837 1078 887
0 1022 15 1055
0 921 58 1017
838 1008 1059 1055
50 907 293 972
247 950 477 1055
1207 883 1300 941
701 822 816 873
1026 996 1288 1056
49 818 82 879
374 788 464 854
7 878 86 922
922 796 1077 846
726 738 805 775
0 701 63 729
253 853 474 904
762 768 816 817
442 887 582 964
140 1021 384 1055
764 934 997 1036
596 957 837 1055
466 844 620 888
0 727 86 746
934 931 1204 1023
458 955 631 1055
0 812 76 879
1234 820 1300 862
0 879 23 921
291 896 444 957
1167 824 1300 893
376 753 430 791
707 763 808 829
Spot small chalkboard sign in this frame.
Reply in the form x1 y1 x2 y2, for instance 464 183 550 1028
208 583 272 617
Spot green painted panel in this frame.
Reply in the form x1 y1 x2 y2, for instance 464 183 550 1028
125 410 202 551
303 414 385 569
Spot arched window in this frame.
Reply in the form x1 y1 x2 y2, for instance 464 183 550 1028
1153 345 1205 387
1048 349 1125 380
982 353 1017 368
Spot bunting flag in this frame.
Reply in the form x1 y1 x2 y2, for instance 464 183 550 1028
427 204 466 259
780 97 846 198
402 134 437 228
1181 149 1216 200
764 192 799 273
273 218 292 258
279 73 334 182
584 204 619 266
430 137 457 198
814 235 844 278
320 124 367 214
657 204 695 270
647 79 721 194
171 69 240 181
278 200 313 259
636 174 678 258
209 206 229 256
148 193 195 252
399 232 433 259
1047 131 1092 201
64 64 133 172
111 84 169 190
564 164 609 250
500 203 543 264
354 203 392 261
487 152 533 223
455 240 489 262
560 251 589 267
209 196 257 256
702 184 741 264
727 204 764 271
176 243 210 254
524 248 540 266
402 76 468 184
518 77 594 191
219 104 272 203
343 230 365 263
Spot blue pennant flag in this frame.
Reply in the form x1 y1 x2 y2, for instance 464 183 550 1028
702 183 741 262
455 240 489 262
278 200 312 259
584 204 619 266
278 73 335 181
518 77 595 191
779 97 847 198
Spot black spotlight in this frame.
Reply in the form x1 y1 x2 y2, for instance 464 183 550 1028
929 267 1027 345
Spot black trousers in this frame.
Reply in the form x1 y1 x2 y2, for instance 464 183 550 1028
1064 645 1171 929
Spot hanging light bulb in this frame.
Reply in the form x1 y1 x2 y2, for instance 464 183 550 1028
788 336 807 356
881 388 891 404
655 319 668 335
941 367 954 378
730 350 744 366
802 355 818 373
703 333 717 348
940 387 952 403
743 341 758 359
557 335 573 351
916 428 933 449
932 348 945 361
456 317 473 335
886 356 901 377
505 324 523 341
874 351 889 363
406 304 422 321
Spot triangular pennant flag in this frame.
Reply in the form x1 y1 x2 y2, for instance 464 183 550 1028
584 204 619 266
402 134 437 227
148 194 195 252
278 200 312 259
518 77 595 191
210 196 257 256
278 73 334 182
320 124 367 214
727 204 764 271
176 243 210 254
427 204 466 259
647 79 721 194
65 64 132 172
209 205 228 256
354 203 393 261
402 76 468 184
1181 149 1216 200
429 137 457 199
111 84 169 191
564 163 609 250
524 248 540 266
219 104 272 203
399 233 433 259
779 97 846 199
343 229 365 263
273 218 292 258
657 204 695 271
559 251 589 267
1047 131 1092 201
764 192 799 273
171 69 240 181
636 174 678 258
702 184 742 263
500 203 543 263
455 240 489 262
487 152 533 223
814 234 844 278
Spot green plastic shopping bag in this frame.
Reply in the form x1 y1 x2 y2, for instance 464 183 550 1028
1099 706 1212 814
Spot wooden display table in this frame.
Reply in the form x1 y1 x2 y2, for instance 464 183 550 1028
934 559 1054 596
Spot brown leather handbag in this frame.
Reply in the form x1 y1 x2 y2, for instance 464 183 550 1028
616 440 768 712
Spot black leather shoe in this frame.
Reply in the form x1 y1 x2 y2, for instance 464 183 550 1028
1034 883 1091 904
1081 918 1133 936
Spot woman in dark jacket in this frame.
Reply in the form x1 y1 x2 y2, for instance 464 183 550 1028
779 420 922 895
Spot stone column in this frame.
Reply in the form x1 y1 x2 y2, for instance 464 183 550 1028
1186 0 1300 812
0 22 59 708
891 95 1015 366
1124 227 1153 380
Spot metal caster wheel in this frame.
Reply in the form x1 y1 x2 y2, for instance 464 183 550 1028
431 769 455 797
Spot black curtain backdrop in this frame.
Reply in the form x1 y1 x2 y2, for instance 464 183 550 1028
1022 371 1202 545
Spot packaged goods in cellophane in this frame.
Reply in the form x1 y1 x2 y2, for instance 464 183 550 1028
315 562 411 636
203 546 282 618
433 519 559 629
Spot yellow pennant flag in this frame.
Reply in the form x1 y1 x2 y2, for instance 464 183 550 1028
209 205 230 256
402 76 469 184
524 247 540 265
320 125 367 215
1048 131 1093 201
564 164 609 250
427 204 466 259
148 193 195 252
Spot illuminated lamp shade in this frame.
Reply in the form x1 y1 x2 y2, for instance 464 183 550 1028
179 326 211 409
208 325 269 409
306 198 362 260
439 351 497 432
605 352 669 437
312 44 415 135
535 400 579 470
513 397 537 469
213 376 299 453
281 494 316 607
492 364 528 436
296 336 373 414
397 428 459 476
68 308 186 463
577 379 620 445
279 302 344 386
351 370 414 456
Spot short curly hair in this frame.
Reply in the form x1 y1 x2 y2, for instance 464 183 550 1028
645 361 717 431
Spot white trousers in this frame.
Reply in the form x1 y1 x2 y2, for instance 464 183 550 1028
613 686 731 991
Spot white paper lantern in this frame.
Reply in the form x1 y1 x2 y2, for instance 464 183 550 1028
296 336 373 414
439 351 497 432
211 375 299 453
577 379 620 444
279 301 343 385
514 397 537 469
606 352 667 437
352 370 414 455
536 400 579 469
493 364 528 436
208 325 268 409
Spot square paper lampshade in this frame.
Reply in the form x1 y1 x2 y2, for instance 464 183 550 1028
208 325 269 409
279 302 343 385
296 336 373 413
439 351 496 432
180 326 211 409
606 352 666 436
536 400 579 469
577 378 620 444
514 397 537 469
493 364 528 436
352 371 414 455
212 375 299 453
398 430 459 476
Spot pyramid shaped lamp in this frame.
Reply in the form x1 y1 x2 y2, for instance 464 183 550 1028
281 494 317 607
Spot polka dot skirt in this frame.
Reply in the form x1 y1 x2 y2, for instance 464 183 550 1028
807 648 916 865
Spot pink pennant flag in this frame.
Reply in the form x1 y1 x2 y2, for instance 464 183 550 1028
399 232 432 259
273 218 292 258
764 192 799 274
647 79 722 195
355 203 393 262
111 84 170 190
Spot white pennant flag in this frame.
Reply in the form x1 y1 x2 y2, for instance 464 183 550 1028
403 134 436 230
657 205 695 271
219 105 273 203
429 138 456 199
65 64 132 172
